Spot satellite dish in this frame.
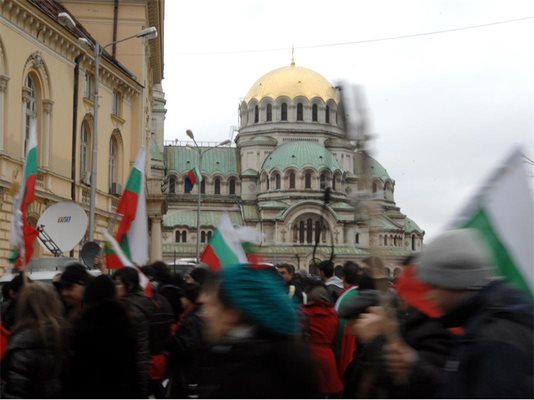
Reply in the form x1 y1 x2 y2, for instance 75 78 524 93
80 241 102 269
37 201 88 253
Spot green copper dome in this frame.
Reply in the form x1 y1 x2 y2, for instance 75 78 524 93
261 141 342 172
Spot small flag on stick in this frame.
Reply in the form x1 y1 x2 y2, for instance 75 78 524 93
185 167 202 193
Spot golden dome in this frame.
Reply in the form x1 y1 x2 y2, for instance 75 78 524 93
244 63 339 104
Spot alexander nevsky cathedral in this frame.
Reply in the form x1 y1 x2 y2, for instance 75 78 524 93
159 61 424 276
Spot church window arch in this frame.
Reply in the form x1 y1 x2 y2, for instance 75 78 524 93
372 181 377 193
108 135 119 192
254 105 259 123
320 173 327 190
412 234 416 250
214 177 221 194
24 74 38 154
355 233 360 244
266 104 272 121
229 177 236 195
306 218 313 243
266 174 270 190
297 103 304 121
325 105 330 123
200 176 206 194
274 173 281 190
281 103 288 121
201 231 206 243
80 121 91 183
293 214 329 244
384 235 388 246
207 231 212 241
289 172 296 189
305 172 312 189
169 176 176 193
312 104 318 122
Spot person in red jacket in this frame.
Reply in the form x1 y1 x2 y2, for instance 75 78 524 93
302 283 343 397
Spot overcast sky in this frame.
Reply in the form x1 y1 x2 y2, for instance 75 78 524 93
162 0 534 241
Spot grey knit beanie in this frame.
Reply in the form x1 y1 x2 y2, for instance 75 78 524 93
416 229 494 290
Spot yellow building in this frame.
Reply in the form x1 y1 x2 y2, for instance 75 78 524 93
0 0 166 273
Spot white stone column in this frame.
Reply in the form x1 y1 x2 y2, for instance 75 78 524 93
42 99 53 168
0 76 8 152
150 216 162 261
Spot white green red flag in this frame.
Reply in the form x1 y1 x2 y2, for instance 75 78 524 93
102 229 153 297
185 167 202 193
448 147 533 297
106 148 149 269
8 119 39 268
200 213 248 271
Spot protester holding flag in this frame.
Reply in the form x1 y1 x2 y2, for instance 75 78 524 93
415 228 533 398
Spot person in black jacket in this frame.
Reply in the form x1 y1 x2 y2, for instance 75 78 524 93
63 275 141 398
416 229 533 398
196 263 319 398
1 282 68 398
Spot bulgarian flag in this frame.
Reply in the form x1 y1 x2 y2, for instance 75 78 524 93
185 167 202 193
102 229 153 297
8 119 39 268
107 148 149 269
200 213 248 272
448 147 533 297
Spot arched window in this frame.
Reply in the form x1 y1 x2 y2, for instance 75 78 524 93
80 122 90 183
384 235 388 246
169 176 176 193
275 173 281 190
332 175 336 191
412 234 416 251
175 231 181 243
109 136 118 191
372 182 377 193
289 172 295 189
299 221 305 243
325 105 330 123
281 103 287 121
254 105 259 123
315 221 321 242
207 231 212 241
312 104 318 121
266 104 272 121
320 173 326 190
214 177 221 195
182 231 187 243
355 233 360 244
297 103 303 121
265 175 270 190
24 75 37 154
305 172 312 189
229 177 236 195
201 231 206 243
306 218 313 243
200 177 206 194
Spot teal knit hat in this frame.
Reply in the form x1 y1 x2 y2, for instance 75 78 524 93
219 263 299 336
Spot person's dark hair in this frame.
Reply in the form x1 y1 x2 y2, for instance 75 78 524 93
358 270 376 291
112 268 141 293
10 273 28 294
2 282 12 301
181 283 201 304
189 267 211 287
84 275 117 307
148 261 172 285
275 263 295 275
317 260 334 278
140 266 156 281
342 261 362 286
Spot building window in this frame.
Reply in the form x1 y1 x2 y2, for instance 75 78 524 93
275 173 281 190
207 231 212 241
355 233 360 244
299 221 305 243
112 90 121 116
169 176 176 193
294 215 328 244
80 123 90 183
254 105 259 123
83 72 93 99
175 231 181 242
289 172 295 189
372 182 377 193
200 177 206 194
109 137 118 192
297 103 303 121
384 235 388 246
201 231 206 243
305 172 312 189
214 177 221 194
182 231 187 242
332 176 336 191
281 103 287 121
266 175 270 190
412 234 416 251
24 75 37 154
229 178 236 195
325 105 330 123
266 104 272 121
175 230 187 243
320 173 326 190
312 104 318 121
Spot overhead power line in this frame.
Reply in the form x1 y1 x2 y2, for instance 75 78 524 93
176 15 534 56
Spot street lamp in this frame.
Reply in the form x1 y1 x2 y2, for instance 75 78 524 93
185 129 231 261
79 27 158 241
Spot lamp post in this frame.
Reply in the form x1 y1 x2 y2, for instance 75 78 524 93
79 27 157 241
186 129 231 262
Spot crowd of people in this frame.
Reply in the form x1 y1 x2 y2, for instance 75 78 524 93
0 228 532 398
